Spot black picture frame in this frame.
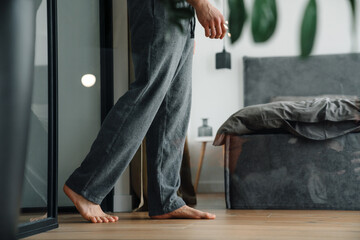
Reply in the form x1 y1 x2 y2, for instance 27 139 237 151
17 0 58 238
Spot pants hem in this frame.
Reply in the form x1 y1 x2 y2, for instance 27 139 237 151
148 198 186 217
65 180 103 205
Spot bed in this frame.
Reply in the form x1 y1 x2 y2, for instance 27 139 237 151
216 53 360 210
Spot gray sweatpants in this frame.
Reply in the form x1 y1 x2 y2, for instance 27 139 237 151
66 0 195 216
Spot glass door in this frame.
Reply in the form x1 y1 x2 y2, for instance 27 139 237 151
56 0 130 212
17 0 58 238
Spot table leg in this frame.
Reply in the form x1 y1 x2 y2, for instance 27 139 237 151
194 141 207 193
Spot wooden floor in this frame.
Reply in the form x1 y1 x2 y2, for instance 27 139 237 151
25 193 360 240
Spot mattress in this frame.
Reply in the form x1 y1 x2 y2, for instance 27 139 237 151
224 133 360 210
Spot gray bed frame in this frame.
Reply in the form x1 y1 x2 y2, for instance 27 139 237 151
244 53 360 106
225 53 360 210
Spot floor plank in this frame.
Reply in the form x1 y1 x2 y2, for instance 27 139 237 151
24 194 360 240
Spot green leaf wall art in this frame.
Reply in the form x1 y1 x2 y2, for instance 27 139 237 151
300 0 317 57
251 0 277 43
228 0 247 43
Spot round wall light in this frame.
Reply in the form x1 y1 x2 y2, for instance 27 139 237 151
81 74 96 87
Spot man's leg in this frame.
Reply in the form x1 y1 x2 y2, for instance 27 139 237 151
146 30 215 219
64 0 189 223
145 37 193 217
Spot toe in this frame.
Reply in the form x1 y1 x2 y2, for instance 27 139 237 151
204 213 216 219
108 215 118 222
107 216 115 222
90 216 97 223
101 216 109 223
96 216 103 223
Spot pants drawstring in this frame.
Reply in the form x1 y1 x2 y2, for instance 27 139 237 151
189 8 195 39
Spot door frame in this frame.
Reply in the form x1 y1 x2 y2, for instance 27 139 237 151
17 0 58 238
99 0 115 212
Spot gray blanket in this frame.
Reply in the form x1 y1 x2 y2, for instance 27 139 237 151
213 98 360 146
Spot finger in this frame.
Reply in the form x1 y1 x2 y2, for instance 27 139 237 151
210 23 216 39
221 22 227 39
216 20 222 39
204 25 210 37
219 15 227 39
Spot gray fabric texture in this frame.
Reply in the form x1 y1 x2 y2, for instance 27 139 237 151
214 98 360 145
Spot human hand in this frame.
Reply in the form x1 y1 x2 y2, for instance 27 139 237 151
188 0 227 39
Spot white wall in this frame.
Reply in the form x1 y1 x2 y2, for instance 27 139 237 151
189 0 360 192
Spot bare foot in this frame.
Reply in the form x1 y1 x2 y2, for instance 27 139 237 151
63 184 119 223
150 205 216 219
